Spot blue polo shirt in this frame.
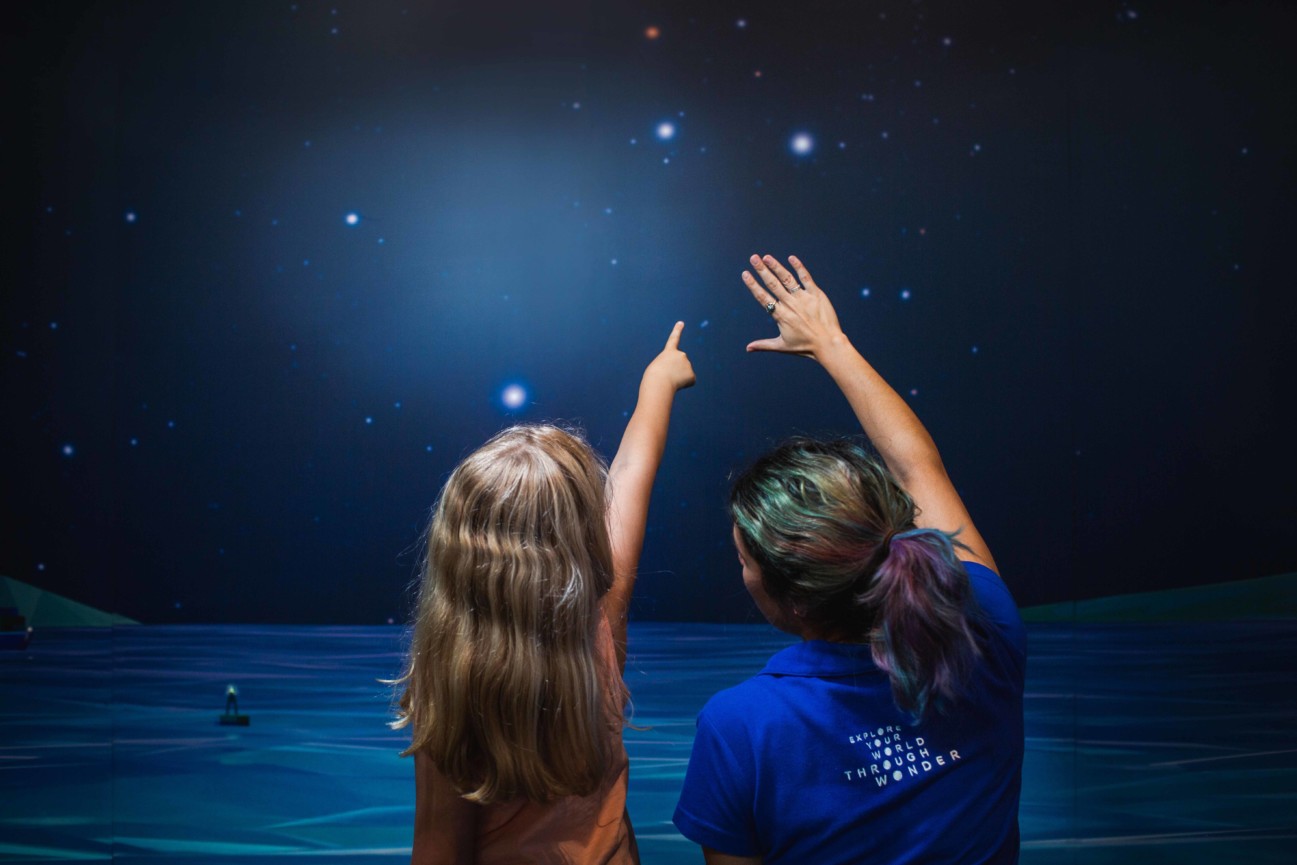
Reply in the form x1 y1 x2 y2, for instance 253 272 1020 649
673 562 1026 864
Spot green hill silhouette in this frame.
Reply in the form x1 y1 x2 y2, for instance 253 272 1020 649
1020 573 1297 623
0 576 137 628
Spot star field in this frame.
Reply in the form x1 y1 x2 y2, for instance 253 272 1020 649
5 0 1295 624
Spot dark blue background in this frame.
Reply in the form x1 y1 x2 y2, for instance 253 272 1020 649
6 0 1294 624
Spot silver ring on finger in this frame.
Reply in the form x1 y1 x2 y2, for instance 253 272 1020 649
765 301 777 315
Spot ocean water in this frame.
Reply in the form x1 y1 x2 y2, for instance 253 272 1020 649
1 621 1294 863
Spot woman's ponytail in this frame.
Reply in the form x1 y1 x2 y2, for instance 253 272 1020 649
857 528 982 718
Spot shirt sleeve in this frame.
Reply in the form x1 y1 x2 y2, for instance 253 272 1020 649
965 561 1028 661
672 703 761 857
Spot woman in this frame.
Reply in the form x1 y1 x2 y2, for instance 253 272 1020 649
673 256 1026 864
396 322 695 865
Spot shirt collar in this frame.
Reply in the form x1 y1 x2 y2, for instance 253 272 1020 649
760 639 885 678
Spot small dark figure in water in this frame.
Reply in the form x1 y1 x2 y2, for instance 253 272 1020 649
224 684 239 716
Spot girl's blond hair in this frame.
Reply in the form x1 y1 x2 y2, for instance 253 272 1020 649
393 424 629 804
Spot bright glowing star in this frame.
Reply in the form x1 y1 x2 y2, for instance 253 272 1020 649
909 388 919 396
790 132 814 155
942 36 953 46
736 19 747 28
501 384 527 410
645 25 660 40
61 444 75 456
900 289 912 300
365 416 373 425
130 437 139 446
971 345 980 354
49 321 58 330
860 287 871 297
124 211 137 223
753 69 762 78
425 445 433 452
37 563 46 571
572 101 581 109
344 212 359 225
656 121 676 140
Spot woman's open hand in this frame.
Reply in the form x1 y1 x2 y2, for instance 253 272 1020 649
742 254 847 361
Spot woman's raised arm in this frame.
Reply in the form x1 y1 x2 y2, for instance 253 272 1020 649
741 254 996 572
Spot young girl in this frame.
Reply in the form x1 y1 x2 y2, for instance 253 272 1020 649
673 256 1026 865
394 322 694 865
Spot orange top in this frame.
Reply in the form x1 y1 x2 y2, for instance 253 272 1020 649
475 738 637 864
411 614 638 864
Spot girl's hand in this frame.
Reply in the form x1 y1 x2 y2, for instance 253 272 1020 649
644 321 697 392
742 254 847 361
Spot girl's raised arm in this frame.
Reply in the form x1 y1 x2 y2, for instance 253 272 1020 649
603 321 695 669
741 254 996 573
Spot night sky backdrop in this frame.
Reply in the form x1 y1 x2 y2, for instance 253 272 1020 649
6 0 1295 624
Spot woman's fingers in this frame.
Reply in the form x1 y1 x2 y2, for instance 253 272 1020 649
742 269 778 313
749 254 788 296
746 336 786 353
761 255 802 293
787 255 820 293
